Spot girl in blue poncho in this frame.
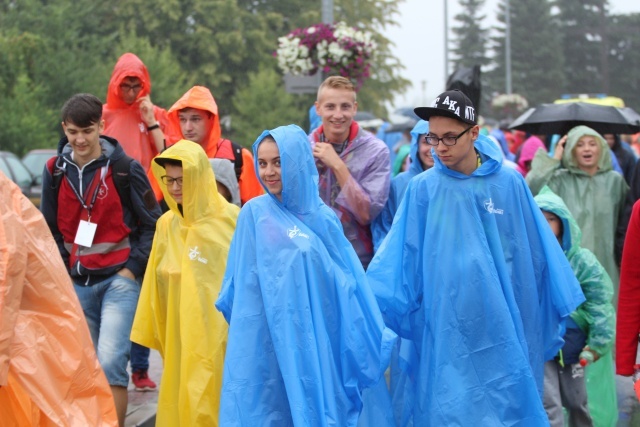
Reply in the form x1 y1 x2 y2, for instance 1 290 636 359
215 124 396 427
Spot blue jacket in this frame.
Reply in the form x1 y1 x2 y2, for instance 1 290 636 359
372 120 429 252
216 125 396 426
366 134 585 426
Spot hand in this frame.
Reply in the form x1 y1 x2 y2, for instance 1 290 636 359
138 95 157 127
313 142 344 171
582 346 600 363
117 267 136 281
553 135 568 161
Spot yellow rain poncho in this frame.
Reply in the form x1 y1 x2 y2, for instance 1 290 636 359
0 171 117 426
131 141 239 426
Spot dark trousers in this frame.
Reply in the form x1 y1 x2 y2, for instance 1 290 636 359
130 342 150 372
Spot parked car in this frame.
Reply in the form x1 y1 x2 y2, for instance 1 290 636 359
22 148 57 185
0 151 42 207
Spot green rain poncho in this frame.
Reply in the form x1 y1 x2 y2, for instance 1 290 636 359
535 186 617 427
527 126 628 292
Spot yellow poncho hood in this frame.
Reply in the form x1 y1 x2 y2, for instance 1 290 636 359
131 140 238 426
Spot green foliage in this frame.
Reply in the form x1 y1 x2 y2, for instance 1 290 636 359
0 74 58 155
607 13 640 111
555 0 610 94
486 0 566 107
451 0 491 69
231 68 305 146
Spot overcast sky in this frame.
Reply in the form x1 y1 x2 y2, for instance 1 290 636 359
383 0 640 109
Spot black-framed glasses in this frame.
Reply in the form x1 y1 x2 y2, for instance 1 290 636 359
119 83 143 92
160 176 183 186
424 126 474 146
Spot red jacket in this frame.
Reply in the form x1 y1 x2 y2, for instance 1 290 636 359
617 199 640 375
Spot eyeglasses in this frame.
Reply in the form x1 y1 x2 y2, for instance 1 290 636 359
119 83 143 92
424 126 474 146
160 176 183 186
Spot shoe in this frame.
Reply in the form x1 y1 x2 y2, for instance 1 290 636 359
131 369 157 391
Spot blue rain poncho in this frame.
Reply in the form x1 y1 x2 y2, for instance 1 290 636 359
216 125 397 427
366 134 585 426
372 120 430 252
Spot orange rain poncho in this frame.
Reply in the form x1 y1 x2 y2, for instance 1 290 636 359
103 52 180 172
0 171 117 426
166 86 263 205
131 141 238 426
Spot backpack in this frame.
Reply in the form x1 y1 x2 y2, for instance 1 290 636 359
218 138 244 182
46 154 135 214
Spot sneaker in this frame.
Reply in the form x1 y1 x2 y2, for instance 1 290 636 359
131 369 157 391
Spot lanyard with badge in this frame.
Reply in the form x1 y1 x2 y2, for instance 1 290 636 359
68 166 107 247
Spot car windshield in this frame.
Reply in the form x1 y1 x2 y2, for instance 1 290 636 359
23 151 56 177
5 155 33 187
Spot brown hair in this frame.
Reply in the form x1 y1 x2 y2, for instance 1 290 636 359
317 76 357 102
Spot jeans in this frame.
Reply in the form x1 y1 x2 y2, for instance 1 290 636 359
74 274 140 387
130 342 150 371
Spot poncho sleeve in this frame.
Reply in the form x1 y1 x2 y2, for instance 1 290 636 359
216 205 257 323
571 248 615 356
0 183 28 385
526 149 561 195
334 142 390 225
367 179 424 338
130 216 168 353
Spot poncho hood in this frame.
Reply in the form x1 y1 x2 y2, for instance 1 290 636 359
534 186 582 258
167 86 222 156
563 125 612 174
106 53 152 109
516 136 546 176
152 140 232 225
408 120 430 175
253 124 322 215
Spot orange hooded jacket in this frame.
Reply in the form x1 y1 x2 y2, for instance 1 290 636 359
103 52 180 172
165 86 263 205
0 171 117 426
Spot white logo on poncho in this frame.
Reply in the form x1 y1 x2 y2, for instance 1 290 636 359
484 198 504 215
288 225 309 239
188 246 208 264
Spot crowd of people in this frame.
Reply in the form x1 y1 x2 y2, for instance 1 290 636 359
2 51 640 427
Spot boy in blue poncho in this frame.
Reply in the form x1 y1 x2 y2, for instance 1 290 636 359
215 125 396 427
366 90 585 426
535 187 616 427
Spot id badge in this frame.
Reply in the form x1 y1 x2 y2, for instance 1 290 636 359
74 220 97 247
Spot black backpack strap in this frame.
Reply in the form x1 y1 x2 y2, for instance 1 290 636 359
110 155 135 214
229 141 244 182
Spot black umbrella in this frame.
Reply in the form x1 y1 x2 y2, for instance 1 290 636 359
508 102 640 135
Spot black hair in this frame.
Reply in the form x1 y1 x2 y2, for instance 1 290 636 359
154 158 183 168
61 93 103 127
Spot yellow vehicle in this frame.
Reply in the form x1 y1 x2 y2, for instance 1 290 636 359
554 94 625 108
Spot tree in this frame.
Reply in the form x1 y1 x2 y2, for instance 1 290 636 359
231 68 304 146
555 0 611 94
607 12 640 110
487 0 565 106
451 0 491 70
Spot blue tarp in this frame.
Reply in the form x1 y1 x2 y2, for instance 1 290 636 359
216 124 397 427
366 134 585 426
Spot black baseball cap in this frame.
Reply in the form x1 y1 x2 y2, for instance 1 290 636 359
414 90 477 126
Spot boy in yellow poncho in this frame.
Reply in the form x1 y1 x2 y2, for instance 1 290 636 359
131 140 239 426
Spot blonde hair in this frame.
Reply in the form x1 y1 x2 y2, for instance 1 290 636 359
317 76 357 102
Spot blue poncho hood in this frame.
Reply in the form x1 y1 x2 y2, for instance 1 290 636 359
407 120 431 176
216 125 396 427
366 133 584 425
